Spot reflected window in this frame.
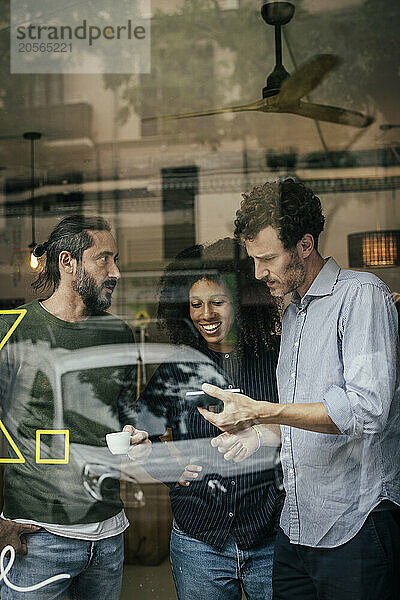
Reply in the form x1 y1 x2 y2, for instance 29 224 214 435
162 166 198 259
24 74 64 107
61 366 132 443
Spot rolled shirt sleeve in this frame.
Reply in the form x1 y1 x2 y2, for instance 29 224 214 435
323 282 398 437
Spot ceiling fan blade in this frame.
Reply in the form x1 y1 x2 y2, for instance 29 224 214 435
142 99 268 122
279 54 341 103
288 101 374 128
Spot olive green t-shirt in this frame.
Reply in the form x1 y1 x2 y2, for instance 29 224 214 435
0 300 136 525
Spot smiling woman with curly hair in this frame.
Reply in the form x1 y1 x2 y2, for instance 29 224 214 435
157 237 281 357
138 237 283 600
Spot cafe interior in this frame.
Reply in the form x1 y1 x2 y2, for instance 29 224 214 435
0 0 399 598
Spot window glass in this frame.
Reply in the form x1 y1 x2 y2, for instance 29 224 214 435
0 0 398 597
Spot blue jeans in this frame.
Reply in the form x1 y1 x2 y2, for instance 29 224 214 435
170 521 275 600
0 531 124 600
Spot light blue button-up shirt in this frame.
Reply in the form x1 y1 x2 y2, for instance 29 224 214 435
277 258 400 547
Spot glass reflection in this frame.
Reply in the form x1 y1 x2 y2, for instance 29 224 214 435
136 238 282 597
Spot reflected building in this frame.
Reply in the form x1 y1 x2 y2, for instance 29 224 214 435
0 0 398 319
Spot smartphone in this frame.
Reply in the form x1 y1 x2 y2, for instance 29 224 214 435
185 388 241 409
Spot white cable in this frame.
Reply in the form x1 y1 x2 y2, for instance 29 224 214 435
0 545 71 592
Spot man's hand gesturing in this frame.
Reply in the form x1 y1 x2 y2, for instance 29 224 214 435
0 518 41 555
197 384 261 433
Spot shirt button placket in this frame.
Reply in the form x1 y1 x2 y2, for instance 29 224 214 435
280 305 305 545
286 307 306 544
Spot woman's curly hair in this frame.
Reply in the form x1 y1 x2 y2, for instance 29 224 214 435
157 238 281 357
234 179 325 250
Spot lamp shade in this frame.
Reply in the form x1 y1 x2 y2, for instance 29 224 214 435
348 231 400 268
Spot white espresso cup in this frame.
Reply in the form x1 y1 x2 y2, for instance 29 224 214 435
106 431 131 455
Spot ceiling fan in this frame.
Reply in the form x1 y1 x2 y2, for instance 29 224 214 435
144 1 373 128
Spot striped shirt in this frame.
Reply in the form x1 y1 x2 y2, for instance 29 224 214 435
278 258 400 547
138 341 283 550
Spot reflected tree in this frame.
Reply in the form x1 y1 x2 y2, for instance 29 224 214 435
104 0 399 146
0 0 398 143
138 358 227 439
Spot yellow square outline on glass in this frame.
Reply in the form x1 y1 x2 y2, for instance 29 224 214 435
35 430 69 464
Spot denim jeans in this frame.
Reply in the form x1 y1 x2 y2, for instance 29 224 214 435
273 509 400 600
0 531 124 600
170 521 275 600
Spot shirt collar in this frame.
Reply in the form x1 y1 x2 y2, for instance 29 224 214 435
291 257 340 306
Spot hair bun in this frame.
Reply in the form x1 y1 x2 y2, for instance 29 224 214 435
33 242 48 257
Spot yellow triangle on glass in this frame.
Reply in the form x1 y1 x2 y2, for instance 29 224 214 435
0 309 26 351
0 309 27 463
0 420 25 463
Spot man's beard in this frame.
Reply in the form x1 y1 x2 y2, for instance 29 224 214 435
283 249 306 295
73 266 117 313
265 249 305 298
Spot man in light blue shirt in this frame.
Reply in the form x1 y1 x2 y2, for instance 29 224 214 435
199 180 400 599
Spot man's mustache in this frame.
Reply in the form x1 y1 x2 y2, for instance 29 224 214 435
101 279 118 292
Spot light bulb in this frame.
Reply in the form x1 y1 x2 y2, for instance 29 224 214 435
30 252 39 270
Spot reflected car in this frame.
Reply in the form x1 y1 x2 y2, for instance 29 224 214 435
8 340 280 514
